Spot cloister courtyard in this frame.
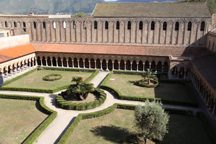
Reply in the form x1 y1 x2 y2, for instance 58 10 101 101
0 67 215 144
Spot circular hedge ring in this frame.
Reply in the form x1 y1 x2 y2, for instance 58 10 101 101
43 73 63 81
136 79 159 88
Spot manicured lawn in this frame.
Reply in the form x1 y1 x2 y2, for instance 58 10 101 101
67 109 212 144
4 70 92 89
0 99 48 144
105 74 191 102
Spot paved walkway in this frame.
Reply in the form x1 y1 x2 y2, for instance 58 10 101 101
0 71 215 144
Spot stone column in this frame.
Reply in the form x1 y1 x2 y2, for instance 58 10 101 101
106 61 108 71
162 65 164 73
149 63 151 69
51 59 53 67
100 61 103 70
72 60 74 68
143 63 145 71
78 60 80 68
130 62 132 71
112 62 114 71
137 63 139 71
61 60 63 67
118 62 120 70
95 61 96 69
124 62 126 70
89 61 91 69
84 61 85 68
45 59 47 66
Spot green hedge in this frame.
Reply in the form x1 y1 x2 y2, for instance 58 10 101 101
2 68 37 86
0 94 57 144
55 88 107 110
197 112 216 144
57 104 117 144
100 71 198 107
136 79 159 88
1 67 99 93
57 103 197 144
43 73 63 81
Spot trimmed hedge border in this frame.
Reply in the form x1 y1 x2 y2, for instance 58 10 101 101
136 79 159 88
55 88 107 110
0 94 57 144
43 73 63 81
100 70 198 107
1 67 99 93
57 103 202 144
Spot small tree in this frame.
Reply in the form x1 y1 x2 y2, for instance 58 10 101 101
72 76 83 87
134 100 169 144
74 12 87 17
142 69 157 84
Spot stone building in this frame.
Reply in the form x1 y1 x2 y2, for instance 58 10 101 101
0 2 216 112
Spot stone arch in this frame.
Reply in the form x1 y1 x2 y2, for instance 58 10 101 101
96 59 100 69
47 57 51 66
114 59 118 70
157 61 162 72
91 58 95 69
79 58 83 68
132 60 136 71
164 61 169 73
151 61 156 71
102 59 106 70
108 59 112 71
57 57 62 67
145 61 149 70
37 56 41 65
138 60 143 71
85 58 89 68
172 66 178 75
120 60 124 70
63 57 67 67
42 56 46 66
68 57 72 67
126 60 130 70
74 58 78 68
200 21 205 31
52 57 56 66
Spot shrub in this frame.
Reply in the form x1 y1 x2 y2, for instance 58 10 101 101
42 73 62 81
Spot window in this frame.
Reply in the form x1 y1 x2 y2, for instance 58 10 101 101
83 21 86 29
14 22 17 27
139 21 143 30
105 21 108 29
116 21 120 30
175 22 179 31
7 33 9 37
200 21 205 31
63 21 66 29
127 21 131 30
23 22 26 27
5 21 8 27
23 28 26 32
163 22 167 30
188 22 192 31
94 21 97 29
151 21 155 30
73 21 76 29
43 22 46 29
33 22 36 29
53 22 56 29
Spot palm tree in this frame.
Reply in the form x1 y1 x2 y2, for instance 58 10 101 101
71 76 83 87
142 69 157 84
72 83 94 100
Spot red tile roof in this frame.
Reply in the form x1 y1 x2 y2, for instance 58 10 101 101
31 43 192 57
0 44 35 63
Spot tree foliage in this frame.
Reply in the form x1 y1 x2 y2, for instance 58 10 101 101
72 76 83 87
134 100 169 144
74 12 87 17
142 69 157 84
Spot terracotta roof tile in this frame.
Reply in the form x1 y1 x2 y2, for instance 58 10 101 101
0 44 36 63
31 43 193 57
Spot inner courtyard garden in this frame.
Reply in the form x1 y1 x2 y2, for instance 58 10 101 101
0 67 215 144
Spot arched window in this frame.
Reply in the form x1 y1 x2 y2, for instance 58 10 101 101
127 21 131 30
63 21 66 29
200 21 205 31
43 22 46 29
105 21 108 29
73 21 76 29
116 21 120 29
14 22 17 27
188 22 192 31
5 21 8 27
33 22 36 29
53 22 56 29
23 22 26 27
151 21 155 30
94 21 97 29
163 22 167 30
175 22 179 31
139 21 143 30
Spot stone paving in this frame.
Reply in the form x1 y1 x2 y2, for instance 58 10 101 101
0 71 215 144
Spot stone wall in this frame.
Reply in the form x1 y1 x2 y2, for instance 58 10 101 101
0 16 211 47
0 34 30 50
